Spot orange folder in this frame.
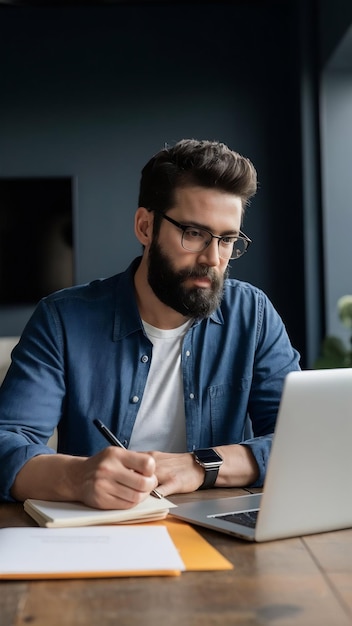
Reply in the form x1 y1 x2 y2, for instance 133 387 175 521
151 518 233 571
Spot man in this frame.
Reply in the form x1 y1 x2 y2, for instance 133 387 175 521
0 139 300 509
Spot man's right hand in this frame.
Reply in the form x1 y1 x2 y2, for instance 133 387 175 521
11 448 159 509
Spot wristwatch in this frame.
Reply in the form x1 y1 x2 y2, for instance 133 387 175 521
193 448 223 489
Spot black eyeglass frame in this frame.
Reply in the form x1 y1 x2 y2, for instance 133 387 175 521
153 210 252 260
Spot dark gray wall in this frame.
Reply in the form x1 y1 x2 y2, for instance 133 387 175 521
0 3 308 363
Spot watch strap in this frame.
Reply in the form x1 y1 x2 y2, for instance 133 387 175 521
198 465 220 490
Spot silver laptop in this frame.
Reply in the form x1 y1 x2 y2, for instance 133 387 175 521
171 368 352 541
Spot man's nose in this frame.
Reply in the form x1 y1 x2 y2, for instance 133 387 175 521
196 238 221 266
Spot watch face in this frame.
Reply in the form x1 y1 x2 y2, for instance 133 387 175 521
195 448 223 465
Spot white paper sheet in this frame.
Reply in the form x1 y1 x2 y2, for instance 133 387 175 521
0 525 185 578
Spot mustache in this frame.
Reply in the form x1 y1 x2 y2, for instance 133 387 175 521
178 266 217 281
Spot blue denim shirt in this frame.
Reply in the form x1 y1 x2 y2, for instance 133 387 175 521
0 257 300 501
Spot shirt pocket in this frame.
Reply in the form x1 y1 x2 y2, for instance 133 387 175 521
209 378 251 444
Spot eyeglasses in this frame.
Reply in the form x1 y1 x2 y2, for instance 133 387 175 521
155 211 252 260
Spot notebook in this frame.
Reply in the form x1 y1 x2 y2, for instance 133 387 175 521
24 494 175 528
171 368 352 542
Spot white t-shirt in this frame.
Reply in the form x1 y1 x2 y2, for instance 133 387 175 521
128 318 192 452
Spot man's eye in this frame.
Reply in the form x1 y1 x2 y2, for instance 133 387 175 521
221 236 236 245
185 228 204 240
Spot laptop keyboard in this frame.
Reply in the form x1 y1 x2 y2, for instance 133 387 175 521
214 509 259 529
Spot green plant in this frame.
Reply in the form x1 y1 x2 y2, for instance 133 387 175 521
314 295 352 369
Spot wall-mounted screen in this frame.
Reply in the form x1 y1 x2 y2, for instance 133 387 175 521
0 178 74 306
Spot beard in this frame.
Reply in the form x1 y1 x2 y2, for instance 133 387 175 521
147 238 228 318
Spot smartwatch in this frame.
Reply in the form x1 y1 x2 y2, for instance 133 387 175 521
193 448 223 489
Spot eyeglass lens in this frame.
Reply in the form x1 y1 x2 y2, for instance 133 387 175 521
182 227 248 260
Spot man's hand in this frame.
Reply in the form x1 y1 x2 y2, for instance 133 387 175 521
148 451 205 496
149 444 259 497
72 448 159 509
11 448 159 510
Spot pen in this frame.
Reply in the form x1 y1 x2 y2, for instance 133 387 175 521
93 418 163 499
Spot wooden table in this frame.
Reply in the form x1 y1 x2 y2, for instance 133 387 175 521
1 489 352 626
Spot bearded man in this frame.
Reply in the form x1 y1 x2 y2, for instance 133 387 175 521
0 139 300 507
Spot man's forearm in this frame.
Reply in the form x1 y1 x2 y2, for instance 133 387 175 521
11 454 86 502
214 444 259 487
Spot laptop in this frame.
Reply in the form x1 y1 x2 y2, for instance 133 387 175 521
171 368 352 541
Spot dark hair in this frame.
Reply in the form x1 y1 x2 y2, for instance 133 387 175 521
138 139 257 218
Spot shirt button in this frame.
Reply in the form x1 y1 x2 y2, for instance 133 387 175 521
186 350 191 357
132 395 139 404
141 355 149 363
189 393 195 399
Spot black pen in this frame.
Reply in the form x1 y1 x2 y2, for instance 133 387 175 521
93 418 163 499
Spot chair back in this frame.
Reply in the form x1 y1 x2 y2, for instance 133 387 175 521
0 337 20 385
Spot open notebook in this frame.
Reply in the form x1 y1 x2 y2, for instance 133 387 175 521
171 368 352 542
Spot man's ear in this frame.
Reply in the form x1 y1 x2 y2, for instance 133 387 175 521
134 207 154 246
